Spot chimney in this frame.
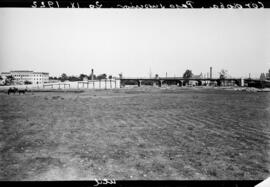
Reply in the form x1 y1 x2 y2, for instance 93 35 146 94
91 69 94 81
210 67 212 79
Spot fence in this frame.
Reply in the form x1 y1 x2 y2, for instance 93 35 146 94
43 83 71 89
0 79 120 90
77 79 119 89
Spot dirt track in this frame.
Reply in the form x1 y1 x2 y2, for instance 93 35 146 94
0 87 269 180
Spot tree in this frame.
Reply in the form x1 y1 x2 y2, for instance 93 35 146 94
87 74 96 80
183 69 193 86
60 73 68 82
260 73 266 81
49 76 58 80
5 75 15 85
219 69 228 80
96 74 107 80
6 75 15 81
24 80 32 85
155 74 159 79
68 76 80 81
267 69 270 80
260 73 266 88
79 74 88 81
108 75 113 79
0 76 3 85
119 73 123 79
183 69 193 79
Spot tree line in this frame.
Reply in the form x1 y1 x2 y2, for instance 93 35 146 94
49 73 114 82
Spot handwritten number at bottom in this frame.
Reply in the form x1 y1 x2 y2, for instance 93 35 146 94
94 179 116 186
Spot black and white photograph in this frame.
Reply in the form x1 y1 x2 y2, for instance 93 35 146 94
0 1 270 183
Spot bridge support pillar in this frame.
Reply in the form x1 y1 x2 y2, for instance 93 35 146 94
158 80 163 87
178 81 183 87
138 80 142 87
235 80 241 87
217 80 221 86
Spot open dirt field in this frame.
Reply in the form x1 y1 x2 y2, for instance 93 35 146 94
0 87 269 180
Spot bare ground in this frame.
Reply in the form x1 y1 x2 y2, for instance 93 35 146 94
0 87 269 180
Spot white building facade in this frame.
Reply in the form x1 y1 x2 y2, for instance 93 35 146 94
1 70 49 84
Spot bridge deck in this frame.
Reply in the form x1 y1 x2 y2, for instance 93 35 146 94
120 78 245 81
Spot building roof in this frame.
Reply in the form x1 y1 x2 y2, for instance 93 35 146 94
192 73 203 79
34 72 49 74
2 70 49 75
10 70 34 72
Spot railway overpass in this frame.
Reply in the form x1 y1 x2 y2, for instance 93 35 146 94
120 77 269 88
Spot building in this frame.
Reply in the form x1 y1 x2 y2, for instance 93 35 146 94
1 70 49 84
266 69 270 80
189 73 203 86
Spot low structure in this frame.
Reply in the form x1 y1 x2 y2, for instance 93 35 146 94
189 73 203 86
1 70 49 85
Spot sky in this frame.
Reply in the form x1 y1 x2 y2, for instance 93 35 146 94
0 9 269 78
